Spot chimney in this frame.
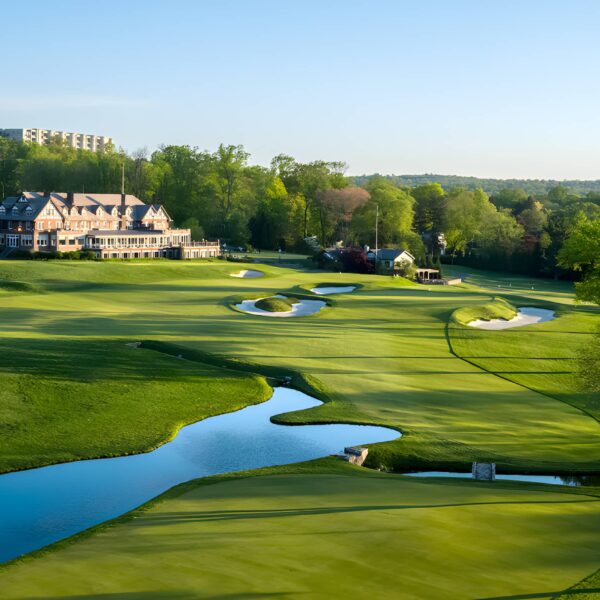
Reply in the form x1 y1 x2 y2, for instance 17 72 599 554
120 162 128 229
67 191 74 205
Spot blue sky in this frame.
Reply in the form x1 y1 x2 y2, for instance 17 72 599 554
3 0 600 178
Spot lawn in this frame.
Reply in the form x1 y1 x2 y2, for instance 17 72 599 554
0 259 598 474
1 459 599 599
0 259 599 596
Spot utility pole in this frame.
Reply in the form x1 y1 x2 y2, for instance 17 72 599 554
375 203 379 259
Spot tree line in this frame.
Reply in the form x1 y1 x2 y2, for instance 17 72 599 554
1 137 598 282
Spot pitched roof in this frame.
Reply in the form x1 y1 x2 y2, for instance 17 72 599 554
370 249 415 261
0 192 170 222
0 195 51 220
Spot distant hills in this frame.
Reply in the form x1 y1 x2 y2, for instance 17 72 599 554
351 174 600 196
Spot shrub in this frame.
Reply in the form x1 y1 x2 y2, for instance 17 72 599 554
340 248 374 274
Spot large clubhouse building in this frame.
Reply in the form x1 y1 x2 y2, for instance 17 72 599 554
0 192 220 259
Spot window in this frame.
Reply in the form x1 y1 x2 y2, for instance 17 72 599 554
37 222 44 230
0 206 5 214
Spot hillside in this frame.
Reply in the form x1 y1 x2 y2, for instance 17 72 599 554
352 173 600 195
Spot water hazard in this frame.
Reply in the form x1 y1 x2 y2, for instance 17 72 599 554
0 388 399 563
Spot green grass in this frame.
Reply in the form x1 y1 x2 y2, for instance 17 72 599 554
1 460 599 599
0 259 597 474
0 260 599 594
254 296 296 312
451 296 517 325
0 338 270 473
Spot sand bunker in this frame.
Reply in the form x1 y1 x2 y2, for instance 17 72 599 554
230 269 264 278
235 294 326 317
311 286 356 295
468 307 555 330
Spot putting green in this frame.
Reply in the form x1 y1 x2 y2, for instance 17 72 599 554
1 460 599 599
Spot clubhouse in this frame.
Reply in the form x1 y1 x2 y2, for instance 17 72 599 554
0 191 220 259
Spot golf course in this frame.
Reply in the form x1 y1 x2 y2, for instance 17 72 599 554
0 258 598 599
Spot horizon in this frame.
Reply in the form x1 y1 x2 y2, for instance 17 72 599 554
3 0 600 179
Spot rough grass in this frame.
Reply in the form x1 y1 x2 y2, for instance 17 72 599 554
254 296 295 312
1 459 599 599
0 338 270 474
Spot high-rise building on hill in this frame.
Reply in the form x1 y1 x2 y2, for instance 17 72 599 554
0 128 112 152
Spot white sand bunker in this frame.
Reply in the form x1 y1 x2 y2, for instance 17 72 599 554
311 286 356 295
230 269 264 278
469 307 555 330
235 294 326 317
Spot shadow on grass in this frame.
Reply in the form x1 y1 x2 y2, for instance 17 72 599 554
23 592 297 599
475 590 600 599
137 498 600 526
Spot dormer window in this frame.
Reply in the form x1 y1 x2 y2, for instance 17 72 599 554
97 207 103 216
18 195 28 203
12 206 19 214
0 206 5 214
25 206 33 213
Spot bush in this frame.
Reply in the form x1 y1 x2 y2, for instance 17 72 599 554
396 259 417 280
339 248 374 274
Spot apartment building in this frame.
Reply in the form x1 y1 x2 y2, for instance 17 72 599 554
0 128 112 152
0 192 220 259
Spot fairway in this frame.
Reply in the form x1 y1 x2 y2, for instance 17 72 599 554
1 460 599 599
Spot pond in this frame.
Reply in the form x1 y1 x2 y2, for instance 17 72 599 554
0 388 399 564
403 471 599 486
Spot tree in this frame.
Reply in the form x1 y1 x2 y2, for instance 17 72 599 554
412 183 445 234
316 187 369 245
490 188 528 211
349 178 416 251
444 188 496 259
517 200 548 235
208 144 252 241
478 209 525 264
558 213 600 303
249 176 304 250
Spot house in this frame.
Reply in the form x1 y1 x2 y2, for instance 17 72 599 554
0 191 220 259
366 248 415 273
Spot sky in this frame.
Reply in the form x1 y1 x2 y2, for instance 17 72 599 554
3 0 600 179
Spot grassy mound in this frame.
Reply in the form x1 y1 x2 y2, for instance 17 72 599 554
452 297 517 326
254 296 296 312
